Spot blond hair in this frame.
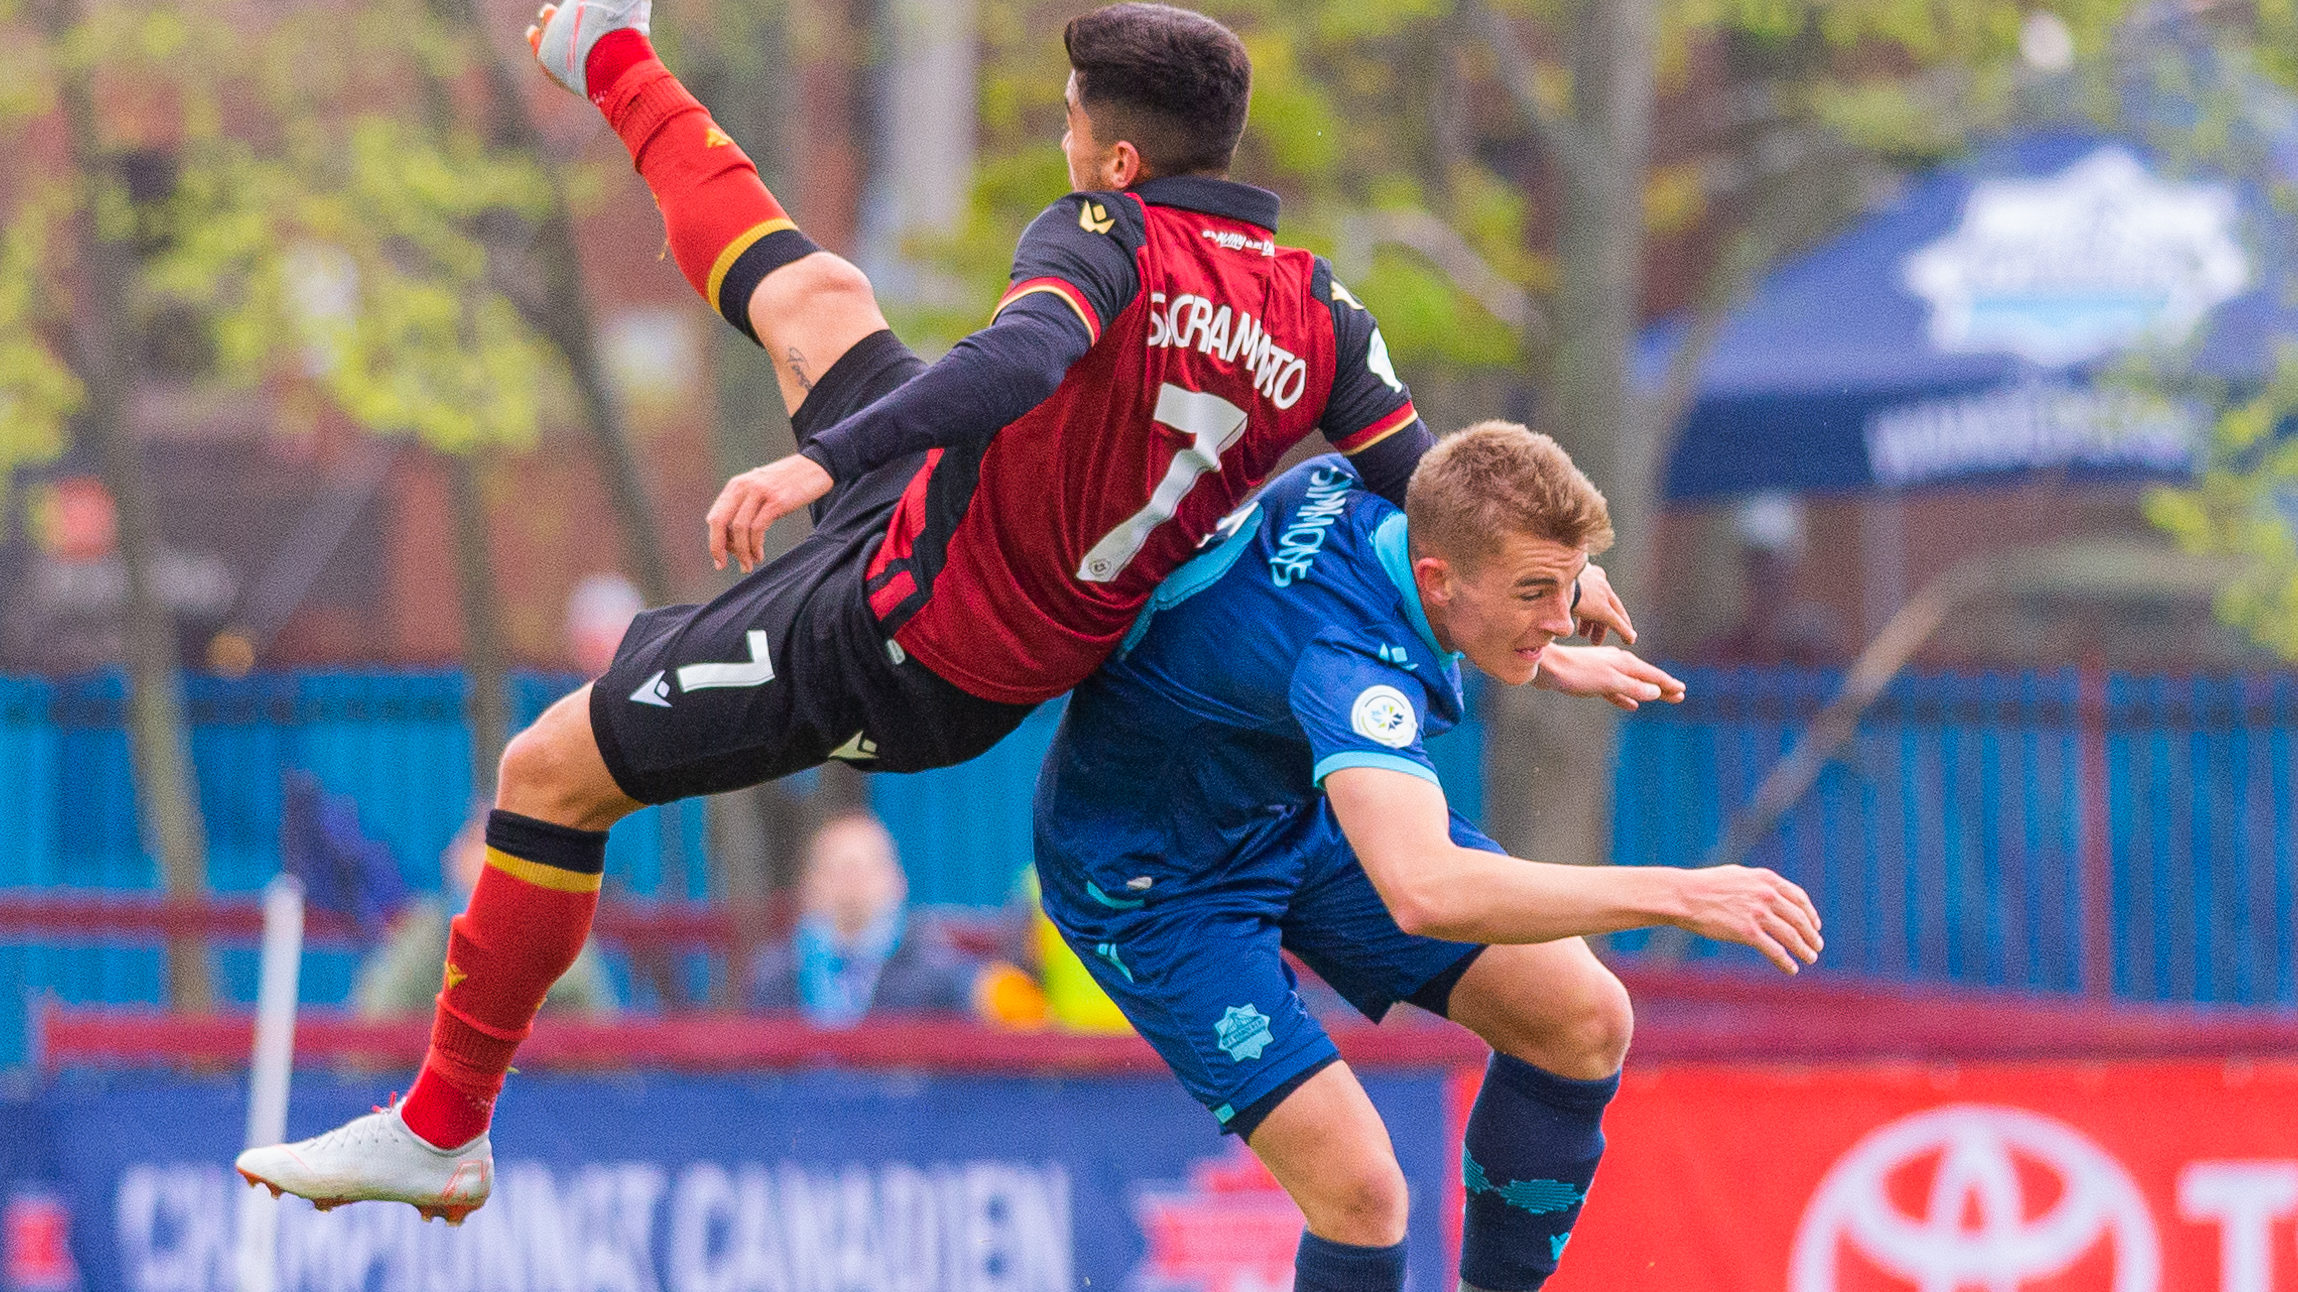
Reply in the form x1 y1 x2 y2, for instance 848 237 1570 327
1404 421 1614 566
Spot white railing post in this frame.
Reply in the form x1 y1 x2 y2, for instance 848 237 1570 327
235 874 304 1292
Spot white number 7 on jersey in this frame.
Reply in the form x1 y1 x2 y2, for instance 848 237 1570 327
1077 384 1250 584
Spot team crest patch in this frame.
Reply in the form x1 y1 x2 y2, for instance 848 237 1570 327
1350 685 1418 749
1214 1004 1273 1062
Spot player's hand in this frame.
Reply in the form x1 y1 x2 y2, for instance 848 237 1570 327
1669 865 1823 974
1572 563 1634 645
1532 645 1685 711
707 454 835 573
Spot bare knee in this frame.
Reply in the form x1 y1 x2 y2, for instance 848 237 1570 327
494 691 637 832
1294 1154 1410 1247
1495 968 1633 1079
1454 947 1635 1080
1561 971 1635 1075
744 252 890 411
749 253 875 336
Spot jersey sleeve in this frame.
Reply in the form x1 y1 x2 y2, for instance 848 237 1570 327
797 300 1090 480
992 191 1146 348
1312 260 1436 507
1289 632 1443 790
796 194 1144 481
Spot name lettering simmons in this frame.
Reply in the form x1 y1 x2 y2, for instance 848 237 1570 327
1145 291 1312 410
1269 468 1355 586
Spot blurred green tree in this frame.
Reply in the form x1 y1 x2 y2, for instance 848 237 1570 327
2131 22 2298 661
0 186 79 508
423 0 676 611
2145 348 2298 659
146 0 569 797
1467 0 2135 868
2 0 221 1007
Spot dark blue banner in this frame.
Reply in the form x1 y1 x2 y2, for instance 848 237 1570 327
11 1068 1457 1292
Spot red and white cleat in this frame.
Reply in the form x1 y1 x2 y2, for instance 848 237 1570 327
233 1105 491 1226
525 0 652 101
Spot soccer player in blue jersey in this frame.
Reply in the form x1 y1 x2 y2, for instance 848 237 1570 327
1034 422 1823 1292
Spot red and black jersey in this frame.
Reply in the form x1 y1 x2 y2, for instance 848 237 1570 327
803 177 1430 706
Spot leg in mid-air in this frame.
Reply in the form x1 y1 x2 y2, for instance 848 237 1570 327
233 0 929 1221
230 685 636 1221
527 0 888 417
532 0 929 571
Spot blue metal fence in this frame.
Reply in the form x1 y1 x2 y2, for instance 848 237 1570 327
0 672 710 1064
5 663 2293 1070
1609 666 2298 1007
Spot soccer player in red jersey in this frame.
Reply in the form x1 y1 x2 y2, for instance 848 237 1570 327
236 0 1637 1220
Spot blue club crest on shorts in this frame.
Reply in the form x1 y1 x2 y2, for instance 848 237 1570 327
1215 1004 1274 1061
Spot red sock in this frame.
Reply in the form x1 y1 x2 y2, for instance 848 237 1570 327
585 31 818 338
398 812 604 1149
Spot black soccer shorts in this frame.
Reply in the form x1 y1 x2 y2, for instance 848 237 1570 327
588 332 1035 804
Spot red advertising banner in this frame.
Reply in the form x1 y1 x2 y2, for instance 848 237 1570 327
1535 1060 2298 1292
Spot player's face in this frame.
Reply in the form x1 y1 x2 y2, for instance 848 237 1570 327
1418 532 1588 687
1062 73 1104 190
1062 72 1141 190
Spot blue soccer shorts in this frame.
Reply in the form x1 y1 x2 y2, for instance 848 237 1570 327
1039 800 1492 1136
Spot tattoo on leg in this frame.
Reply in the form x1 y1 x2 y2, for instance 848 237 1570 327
786 347 814 392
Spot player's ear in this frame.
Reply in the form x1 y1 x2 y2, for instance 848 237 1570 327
1106 139 1145 188
1412 553 1453 608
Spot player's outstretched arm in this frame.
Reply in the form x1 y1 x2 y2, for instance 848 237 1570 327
703 294 1093 571
1532 644 1685 711
1327 766 1822 973
707 193 1139 570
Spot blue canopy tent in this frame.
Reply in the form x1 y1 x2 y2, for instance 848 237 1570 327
1651 131 2298 503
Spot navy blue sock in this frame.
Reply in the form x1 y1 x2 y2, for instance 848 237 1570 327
1295 1231 1406 1292
1458 1054 1618 1291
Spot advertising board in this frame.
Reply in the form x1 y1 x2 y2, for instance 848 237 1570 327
1550 1060 2298 1292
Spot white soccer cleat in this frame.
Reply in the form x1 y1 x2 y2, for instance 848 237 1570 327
526 0 652 101
234 1105 492 1226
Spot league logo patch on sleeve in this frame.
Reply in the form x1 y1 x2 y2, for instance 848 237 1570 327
1350 684 1418 749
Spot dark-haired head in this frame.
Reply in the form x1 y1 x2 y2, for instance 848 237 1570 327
1062 4 1252 186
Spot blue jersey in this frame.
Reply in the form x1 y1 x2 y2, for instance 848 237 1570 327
1034 455 1464 911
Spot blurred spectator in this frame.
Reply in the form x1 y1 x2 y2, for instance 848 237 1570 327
1019 867 1133 1035
281 771 409 942
749 812 1017 1027
1702 491 1845 666
355 807 619 1018
566 572 644 677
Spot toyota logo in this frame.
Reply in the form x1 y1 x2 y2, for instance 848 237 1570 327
1791 1104 2161 1291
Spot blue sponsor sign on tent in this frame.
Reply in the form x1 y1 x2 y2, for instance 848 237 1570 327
1652 131 2298 501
